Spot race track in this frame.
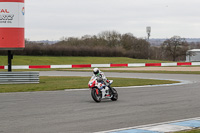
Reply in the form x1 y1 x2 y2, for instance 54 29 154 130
0 71 200 133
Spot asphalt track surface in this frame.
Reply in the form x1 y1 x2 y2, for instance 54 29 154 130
0 71 200 133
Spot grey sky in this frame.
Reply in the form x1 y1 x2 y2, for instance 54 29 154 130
25 0 200 40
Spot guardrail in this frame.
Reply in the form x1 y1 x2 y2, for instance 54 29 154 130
0 72 39 84
0 62 200 69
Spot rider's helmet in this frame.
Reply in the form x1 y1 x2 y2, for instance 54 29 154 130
93 68 100 75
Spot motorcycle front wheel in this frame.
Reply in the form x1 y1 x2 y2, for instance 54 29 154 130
111 88 118 101
91 88 102 103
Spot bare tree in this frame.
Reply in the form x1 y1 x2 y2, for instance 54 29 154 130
161 36 189 61
189 42 200 49
98 31 121 47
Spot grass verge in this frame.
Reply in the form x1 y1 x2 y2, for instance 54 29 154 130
0 76 179 93
174 129 200 133
0 56 172 65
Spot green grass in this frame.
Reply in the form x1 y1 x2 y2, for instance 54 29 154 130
0 76 179 93
174 129 200 133
0 56 172 65
1 56 199 74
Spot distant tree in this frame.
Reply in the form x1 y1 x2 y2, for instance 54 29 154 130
189 42 200 49
0 31 152 59
98 31 121 47
121 33 149 59
161 36 189 61
150 46 162 60
121 33 136 50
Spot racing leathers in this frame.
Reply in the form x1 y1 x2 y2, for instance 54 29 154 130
90 70 116 94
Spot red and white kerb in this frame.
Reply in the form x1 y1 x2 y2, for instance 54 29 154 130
0 0 25 49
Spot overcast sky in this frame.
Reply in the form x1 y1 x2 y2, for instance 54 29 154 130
25 0 200 41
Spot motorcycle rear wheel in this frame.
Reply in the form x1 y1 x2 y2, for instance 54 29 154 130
91 88 102 103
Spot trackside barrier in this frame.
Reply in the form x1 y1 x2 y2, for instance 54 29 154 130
145 63 161 67
192 62 200 66
0 72 39 84
161 63 177 66
0 62 200 69
128 63 145 67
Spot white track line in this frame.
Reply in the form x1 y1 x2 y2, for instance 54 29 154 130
64 79 192 91
95 117 200 133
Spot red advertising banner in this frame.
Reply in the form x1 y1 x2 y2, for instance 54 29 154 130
0 0 25 50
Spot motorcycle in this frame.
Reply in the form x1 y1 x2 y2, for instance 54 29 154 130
88 77 118 102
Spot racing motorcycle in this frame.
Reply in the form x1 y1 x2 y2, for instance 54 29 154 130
88 77 118 102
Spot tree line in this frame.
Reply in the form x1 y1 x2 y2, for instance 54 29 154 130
1 31 200 61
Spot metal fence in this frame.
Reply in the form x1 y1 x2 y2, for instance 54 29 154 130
0 72 39 84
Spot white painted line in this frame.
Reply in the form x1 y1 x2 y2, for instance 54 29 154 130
95 117 200 133
64 78 192 92
65 88 89 91
140 124 191 132
64 81 189 92
64 79 191 92
114 79 193 89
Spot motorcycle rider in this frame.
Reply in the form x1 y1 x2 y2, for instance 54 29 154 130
91 68 116 94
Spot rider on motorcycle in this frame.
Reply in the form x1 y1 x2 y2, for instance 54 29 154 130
91 68 116 94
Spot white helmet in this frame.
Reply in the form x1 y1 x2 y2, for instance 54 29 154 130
93 68 100 75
